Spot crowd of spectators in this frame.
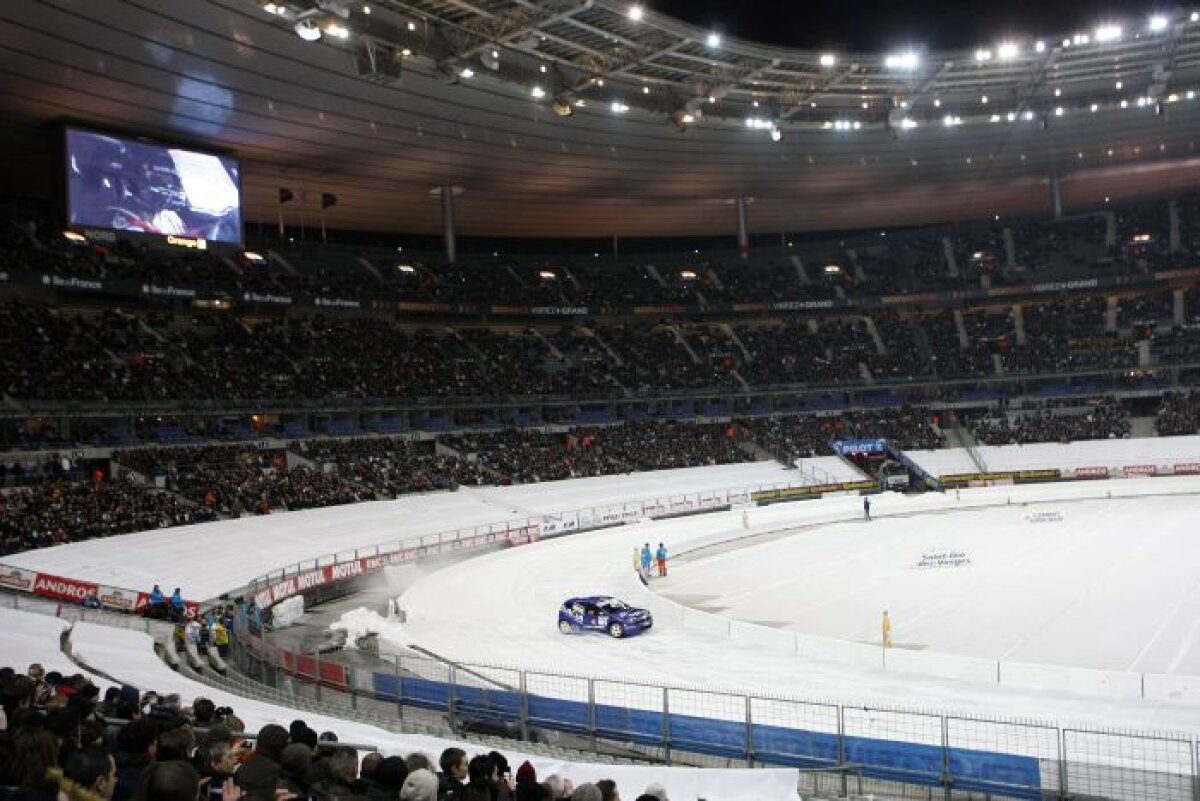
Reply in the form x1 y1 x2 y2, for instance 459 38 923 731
972 402 1131 445
1156 391 1200 436
0 478 215 556
114 438 498 505
0 662 666 801
5 292 1200 407
841 408 945 451
445 421 748 482
7 191 1200 315
738 416 836 462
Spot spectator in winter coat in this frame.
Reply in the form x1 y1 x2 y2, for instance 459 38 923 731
277 744 312 799
309 746 358 798
113 719 158 801
463 754 496 801
436 748 467 801
169 589 185 618
513 761 538 799
654 544 667 577
639 544 652 575
234 724 287 793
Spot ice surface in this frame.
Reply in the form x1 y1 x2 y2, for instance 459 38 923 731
396 477 1200 735
667 494 1200 674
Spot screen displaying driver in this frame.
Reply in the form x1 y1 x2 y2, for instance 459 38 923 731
66 128 243 244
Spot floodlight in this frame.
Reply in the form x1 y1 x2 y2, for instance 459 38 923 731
886 51 919 70
294 19 322 40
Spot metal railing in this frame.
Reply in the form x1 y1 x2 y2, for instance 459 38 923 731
231 626 1200 801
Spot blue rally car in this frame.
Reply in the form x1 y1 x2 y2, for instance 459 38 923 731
558 596 652 639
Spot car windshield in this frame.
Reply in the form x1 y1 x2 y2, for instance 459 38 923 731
597 599 627 610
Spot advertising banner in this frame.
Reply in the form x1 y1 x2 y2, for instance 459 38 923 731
833 439 888 456
1074 466 1110 479
32 573 98 603
0 566 36 593
98 585 140 612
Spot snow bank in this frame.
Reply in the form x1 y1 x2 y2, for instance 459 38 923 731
330 607 404 649
271 596 305 628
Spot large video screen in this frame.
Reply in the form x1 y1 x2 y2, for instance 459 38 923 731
65 128 242 244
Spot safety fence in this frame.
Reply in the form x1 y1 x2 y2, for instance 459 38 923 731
230 627 1200 801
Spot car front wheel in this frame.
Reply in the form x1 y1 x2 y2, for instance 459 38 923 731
608 622 624 638
558 620 574 634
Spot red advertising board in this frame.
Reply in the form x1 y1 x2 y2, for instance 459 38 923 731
1173 462 1200 475
32 573 98 603
1124 464 1158 476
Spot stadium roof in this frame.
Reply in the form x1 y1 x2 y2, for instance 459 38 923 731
3 0 1200 238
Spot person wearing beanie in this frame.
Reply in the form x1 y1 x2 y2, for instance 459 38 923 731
514 761 536 786
399 768 438 801
516 784 549 801
235 724 287 792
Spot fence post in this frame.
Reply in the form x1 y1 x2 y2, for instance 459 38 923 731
662 687 671 766
837 705 848 798
941 715 951 801
288 642 298 699
394 655 403 723
519 671 530 743
1193 739 1199 801
314 651 322 703
744 695 754 768
448 665 458 735
1058 728 1069 800
349 664 357 711
587 678 597 754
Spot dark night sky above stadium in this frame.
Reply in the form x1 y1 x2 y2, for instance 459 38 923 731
652 0 1153 50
